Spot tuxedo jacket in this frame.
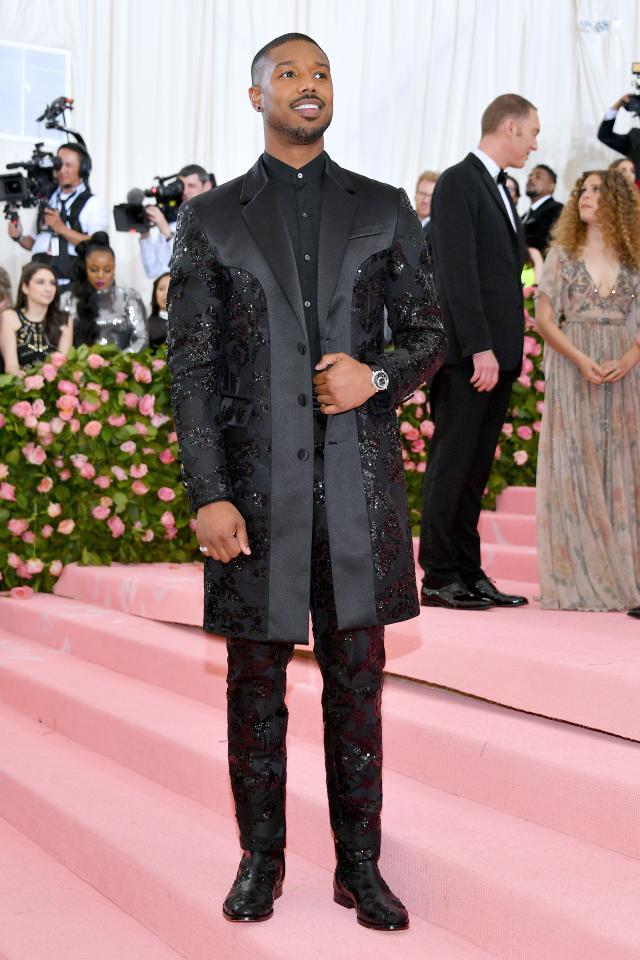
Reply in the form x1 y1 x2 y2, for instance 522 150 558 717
597 118 640 178
167 155 446 643
430 152 528 370
522 196 563 253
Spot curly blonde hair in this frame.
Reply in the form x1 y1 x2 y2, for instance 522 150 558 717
550 169 640 268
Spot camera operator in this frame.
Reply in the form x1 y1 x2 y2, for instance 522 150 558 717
139 163 213 278
7 143 108 285
597 94 640 183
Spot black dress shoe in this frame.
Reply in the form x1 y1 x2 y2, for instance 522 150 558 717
421 580 493 610
628 607 640 619
334 859 409 930
467 576 528 607
222 850 284 922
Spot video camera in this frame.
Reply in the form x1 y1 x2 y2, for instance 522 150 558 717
0 97 85 224
623 62 640 117
113 174 184 233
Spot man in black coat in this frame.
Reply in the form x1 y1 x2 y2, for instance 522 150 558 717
418 94 539 610
167 33 445 930
597 93 640 180
522 164 563 254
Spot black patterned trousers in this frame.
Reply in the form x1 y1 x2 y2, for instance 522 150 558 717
227 445 386 862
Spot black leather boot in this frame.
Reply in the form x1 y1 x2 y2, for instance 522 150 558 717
333 858 409 930
222 850 285 922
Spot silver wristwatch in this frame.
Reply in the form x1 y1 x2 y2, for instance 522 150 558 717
370 365 390 392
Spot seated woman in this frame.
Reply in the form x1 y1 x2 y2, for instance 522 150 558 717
60 231 148 352
535 168 640 611
0 262 72 375
147 272 169 350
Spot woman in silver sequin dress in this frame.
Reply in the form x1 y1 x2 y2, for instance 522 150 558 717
535 169 640 610
60 232 148 352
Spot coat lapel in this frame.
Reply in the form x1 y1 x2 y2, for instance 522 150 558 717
240 159 307 339
467 153 520 247
317 159 358 340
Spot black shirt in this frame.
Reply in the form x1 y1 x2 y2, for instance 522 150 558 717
262 151 326 370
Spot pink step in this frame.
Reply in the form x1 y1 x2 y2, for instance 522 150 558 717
495 485 536 515
480 542 539 582
0 818 183 960
1 624 639 866
0 703 498 960
478 510 537 547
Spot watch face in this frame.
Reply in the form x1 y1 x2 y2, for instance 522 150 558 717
373 369 390 391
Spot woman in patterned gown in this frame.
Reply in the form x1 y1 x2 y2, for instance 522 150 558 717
534 169 640 611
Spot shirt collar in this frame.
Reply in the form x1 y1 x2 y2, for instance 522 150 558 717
472 147 501 180
262 150 327 186
530 194 553 211
54 183 85 204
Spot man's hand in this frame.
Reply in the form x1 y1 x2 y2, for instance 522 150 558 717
612 94 631 110
43 207 66 235
196 501 251 563
8 219 22 240
471 349 499 392
145 205 172 239
313 353 377 415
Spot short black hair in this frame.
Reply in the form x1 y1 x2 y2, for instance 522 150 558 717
251 32 328 85
178 164 210 184
533 163 557 184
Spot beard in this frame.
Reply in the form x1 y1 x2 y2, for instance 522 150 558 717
270 114 332 144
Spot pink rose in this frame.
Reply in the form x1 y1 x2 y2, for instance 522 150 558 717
115 371 128 384
419 420 435 439
10 586 34 600
413 389 427 405
131 480 149 495
8 552 22 569
8 518 29 536
58 518 75 535
87 353 107 369
167 431 178 444
189 518 197 532
517 374 531 388
47 502 62 518
72 370 84 384
138 394 155 417
157 487 176 502
130 463 148 478
22 443 47 466
133 363 152 383
416 461 426 473
0 463 8 479
92 505 110 520
160 510 175 528
495 445 502 460
399 421 413 435
513 450 529 466
107 515 126 538
533 420 542 433
534 380 545 393
111 465 128 482
159 449 176 464
411 438 426 453
56 394 78 414
516 425 533 441
123 393 139 409
32 399 46 417
71 453 88 468
24 414 39 429
536 401 545 414
0 414 5 427
120 440 137 454
37 477 53 493
0 482 17 501
151 413 170 427
11 400 32 419
59 469 71 481
41 524 53 538
94 475 112 489
25 558 44 574
57 379 78 395
164 525 178 540
49 560 63 576
100 389 110 402
414 406 424 419
403 427 419 442
21 531 36 544
99 496 113 508
522 285 537 299
80 463 96 480
84 420 102 438
502 423 513 437
151 358 166 372
134 421 148 436
80 399 100 414
50 352 67 368
24 374 44 391
522 357 534 375
141 529 155 542
404 460 416 471
142 447 154 455
50 418 65 434
41 363 57 381
523 335 537 356
108 413 127 427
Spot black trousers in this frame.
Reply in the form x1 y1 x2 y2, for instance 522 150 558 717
227 444 385 862
418 364 517 586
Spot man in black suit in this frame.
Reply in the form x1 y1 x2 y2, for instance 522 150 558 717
597 93 640 180
522 164 563 254
168 33 445 929
419 93 539 610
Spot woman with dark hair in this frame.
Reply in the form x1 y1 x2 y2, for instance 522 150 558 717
534 169 640 611
0 262 71 375
608 156 636 186
60 231 148 352
148 272 169 349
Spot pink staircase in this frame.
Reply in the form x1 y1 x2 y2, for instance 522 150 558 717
2 487 640 960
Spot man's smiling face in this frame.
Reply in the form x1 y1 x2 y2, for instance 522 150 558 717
250 39 334 144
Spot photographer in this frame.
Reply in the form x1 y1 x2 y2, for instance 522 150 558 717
597 94 640 182
7 143 108 285
139 163 213 278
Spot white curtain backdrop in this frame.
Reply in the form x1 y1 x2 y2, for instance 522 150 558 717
1 0 639 300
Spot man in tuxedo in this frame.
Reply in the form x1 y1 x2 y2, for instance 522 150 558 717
419 93 539 610
597 93 640 181
414 169 439 243
168 33 445 929
522 164 563 254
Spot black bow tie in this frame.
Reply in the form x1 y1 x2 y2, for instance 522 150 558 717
496 169 508 187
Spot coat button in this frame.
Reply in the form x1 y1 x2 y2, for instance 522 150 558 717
298 393 307 406
297 342 306 355
297 448 309 461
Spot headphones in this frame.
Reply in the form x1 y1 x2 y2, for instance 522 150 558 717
57 142 92 181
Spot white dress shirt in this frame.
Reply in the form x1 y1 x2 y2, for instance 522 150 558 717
139 229 174 279
472 148 517 230
28 183 108 256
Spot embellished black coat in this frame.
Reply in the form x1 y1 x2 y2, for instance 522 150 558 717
167 155 446 643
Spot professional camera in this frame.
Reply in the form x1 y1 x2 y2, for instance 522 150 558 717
113 174 183 233
0 97 85 224
623 62 640 116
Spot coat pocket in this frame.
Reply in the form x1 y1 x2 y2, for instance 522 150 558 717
348 224 383 239
220 395 254 428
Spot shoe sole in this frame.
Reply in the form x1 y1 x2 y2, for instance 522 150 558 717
420 597 493 610
222 884 283 922
333 889 410 931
